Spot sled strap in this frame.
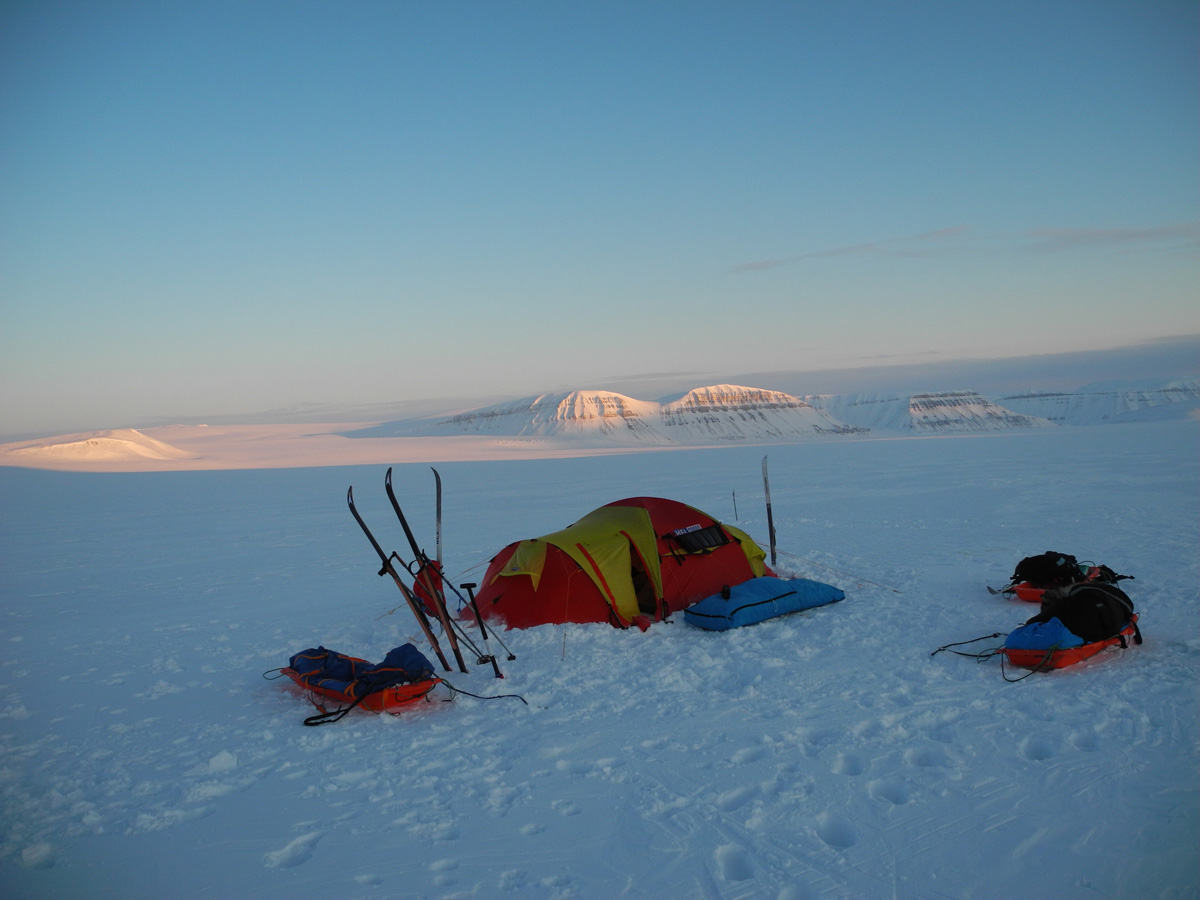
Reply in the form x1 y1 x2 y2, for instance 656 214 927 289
931 633 1006 659
303 691 370 726
441 679 529 705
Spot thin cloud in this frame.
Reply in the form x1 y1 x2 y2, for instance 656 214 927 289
1024 223 1200 253
732 226 973 273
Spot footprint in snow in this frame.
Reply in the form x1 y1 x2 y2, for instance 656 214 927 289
714 843 754 881
815 811 858 850
1020 737 1056 761
354 874 384 886
263 830 325 869
831 752 864 776
904 745 948 768
868 779 911 806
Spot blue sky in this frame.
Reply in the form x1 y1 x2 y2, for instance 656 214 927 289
2 1 1197 437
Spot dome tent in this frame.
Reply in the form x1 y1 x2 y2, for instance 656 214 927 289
469 497 768 629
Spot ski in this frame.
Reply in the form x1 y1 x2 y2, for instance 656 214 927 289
432 467 442 567
385 467 469 674
346 486 452 672
762 456 777 567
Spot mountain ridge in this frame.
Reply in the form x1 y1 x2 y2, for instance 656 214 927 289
346 378 1199 444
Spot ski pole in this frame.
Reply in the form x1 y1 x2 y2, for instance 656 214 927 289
442 579 515 661
459 583 504 677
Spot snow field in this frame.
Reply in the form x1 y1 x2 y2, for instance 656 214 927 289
0 421 1196 899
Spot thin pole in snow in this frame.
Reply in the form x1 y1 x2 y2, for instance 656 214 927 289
762 456 777 567
432 467 442 568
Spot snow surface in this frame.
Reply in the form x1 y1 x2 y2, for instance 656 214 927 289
1 421 1197 900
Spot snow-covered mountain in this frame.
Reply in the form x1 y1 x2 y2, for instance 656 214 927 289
350 385 1059 444
377 385 868 445
657 385 864 440
803 391 1055 433
996 379 1200 425
427 390 666 440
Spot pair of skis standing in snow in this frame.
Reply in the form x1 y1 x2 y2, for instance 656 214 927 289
347 467 512 679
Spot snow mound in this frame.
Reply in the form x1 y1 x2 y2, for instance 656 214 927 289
6 429 195 463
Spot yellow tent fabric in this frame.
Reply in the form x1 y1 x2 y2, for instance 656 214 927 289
533 505 663 623
498 539 549 590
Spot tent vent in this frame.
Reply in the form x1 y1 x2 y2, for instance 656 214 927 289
666 524 730 554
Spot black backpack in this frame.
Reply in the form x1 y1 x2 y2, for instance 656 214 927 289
1026 583 1137 643
1010 551 1086 587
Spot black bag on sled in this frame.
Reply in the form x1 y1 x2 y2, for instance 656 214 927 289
1010 551 1086 588
1025 582 1137 644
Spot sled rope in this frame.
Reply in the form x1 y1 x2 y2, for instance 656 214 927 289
300 681 443 726
930 633 1006 660
441 680 529 706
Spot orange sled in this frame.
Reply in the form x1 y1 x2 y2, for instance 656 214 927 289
279 644 443 722
1007 565 1122 603
1002 614 1141 670
282 664 443 713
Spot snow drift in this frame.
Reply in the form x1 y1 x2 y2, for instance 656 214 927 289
3 429 195 463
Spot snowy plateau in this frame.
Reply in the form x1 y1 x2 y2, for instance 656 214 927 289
0 414 1197 900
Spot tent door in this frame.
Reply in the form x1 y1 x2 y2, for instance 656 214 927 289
629 545 659 617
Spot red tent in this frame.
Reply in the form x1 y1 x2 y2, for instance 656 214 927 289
468 497 768 629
